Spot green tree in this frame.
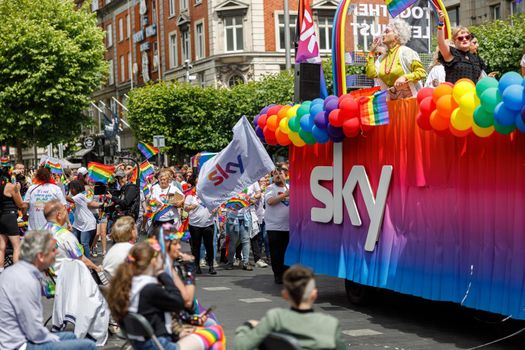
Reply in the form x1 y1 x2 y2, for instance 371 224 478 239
0 0 106 159
470 13 525 74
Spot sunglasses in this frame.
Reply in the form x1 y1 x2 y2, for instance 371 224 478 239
456 35 472 42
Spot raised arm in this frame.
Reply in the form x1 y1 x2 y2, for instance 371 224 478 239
437 11 452 62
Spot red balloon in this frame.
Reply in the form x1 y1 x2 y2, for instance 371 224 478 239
342 117 360 137
257 114 268 129
275 129 291 146
419 96 436 118
361 124 373 132
328 109 344 127
417 112 432 130
339 97 359 120
338 94 353 104
266 105 282 117
417 87 434 104
263 126 278 145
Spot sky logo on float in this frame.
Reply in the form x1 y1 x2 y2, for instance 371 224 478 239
207 154 244 186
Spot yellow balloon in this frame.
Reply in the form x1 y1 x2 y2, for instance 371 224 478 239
452 80 476 104
279 117 291 134
450 108 473 131
288 131 306 147
458 92 477 115
286 104 300 119
472 123 495 138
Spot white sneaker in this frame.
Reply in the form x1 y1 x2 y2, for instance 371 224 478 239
199 259 206 267
255 260 269 268
213 260 219 268
233 258 241 267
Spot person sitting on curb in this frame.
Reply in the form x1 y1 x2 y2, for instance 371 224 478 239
0 230 96 350
233 264 347 350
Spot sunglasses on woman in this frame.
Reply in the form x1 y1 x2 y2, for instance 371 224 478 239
456 35 472 42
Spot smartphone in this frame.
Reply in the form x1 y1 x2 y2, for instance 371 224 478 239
202 305 216 316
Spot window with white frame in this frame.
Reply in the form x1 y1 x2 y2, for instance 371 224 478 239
126 14 130 38
120 55 125 82
182 30 190 62
491 4 501 20
317 15 333 51
353 16 375 52
128 52 132 80
224 16 243 52
91 0 99 11
108 59 114 85
195 0 202 5
181 0 188 11
195 22 205 59
153 42 158 71
169 0 175 17
118 18 124 42
277 14 297 51
106 24 113 47
169 33 178 68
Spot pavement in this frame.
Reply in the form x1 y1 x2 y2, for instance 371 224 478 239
41 242 525 349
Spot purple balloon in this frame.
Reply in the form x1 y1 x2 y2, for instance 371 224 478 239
325 99 339 114
314 111 329 129
324 95 338 107
255 126 264 139
327 124 344 138
253 114 261 127
331 135 345 143
260 105 273 115
522 105 525 120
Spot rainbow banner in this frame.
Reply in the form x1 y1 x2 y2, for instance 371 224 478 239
87 162 115 184
360 90 389 126
224 198 249 211
151 204 173 222
137 142 159 160
45 161 63 175
0 156 10 167
385 0 418 18
139 160 155 179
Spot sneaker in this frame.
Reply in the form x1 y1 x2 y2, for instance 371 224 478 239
91 251 98 258
209 267 217 275
255 260 269 268
199 259 206 268
225 263 234 270
242 263 253 271
213 260 219 268
233 258 241 267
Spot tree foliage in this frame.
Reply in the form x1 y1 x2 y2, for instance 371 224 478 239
0 0 106 147
470 13 525 74
127 71 294 160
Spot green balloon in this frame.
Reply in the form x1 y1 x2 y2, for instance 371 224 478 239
494 120 515 135
297 104 310 118
480 87 502 113
288 115 301 132
299 129 316 144
476 77 499 98
473 106 494 128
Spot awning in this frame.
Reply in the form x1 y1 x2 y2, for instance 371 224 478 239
68 148 93 159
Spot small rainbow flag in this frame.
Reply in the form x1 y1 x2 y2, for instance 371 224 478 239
45 161 63 175
225 198 250 211
360 90 389 126
0 156 10 167
87 162 115 184
137 142 159 160
139 160 155 178
385 0 418 18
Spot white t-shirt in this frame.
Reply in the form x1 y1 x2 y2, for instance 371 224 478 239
24 183 67 230
72 192 97 232
45 222 84 273
264 184 290 231
424 65 446 88
185 195 213 227
103 242 133 277
151 184 183 224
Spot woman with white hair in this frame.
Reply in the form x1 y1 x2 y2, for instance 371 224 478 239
366 19 426 100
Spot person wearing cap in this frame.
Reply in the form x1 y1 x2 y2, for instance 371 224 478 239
106 169 140 220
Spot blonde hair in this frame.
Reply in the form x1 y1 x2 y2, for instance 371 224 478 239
158 169 172 180
452 27 470 40
111 216 135 243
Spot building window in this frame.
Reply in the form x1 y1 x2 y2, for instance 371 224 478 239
152 0 157 24
228 74 244 87
126 14 130 39
195 0 202 4
118 18 124 42
169 33 178 68
199 72 205 87
153 42 159 72
225 16 243 52
195 22 205 59
277 14 297 51
182 30 190 62
128 52 132 80
447 6 459 27
491 4 501 20
106 24 113 47
353 16 376 52
91 0 99 11
181 0 188 11
120 55 125 82
108 59 114 85
317 15 333 51
169 0 175 17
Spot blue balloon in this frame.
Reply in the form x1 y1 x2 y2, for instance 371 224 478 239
299 114 314 132
494 102 516 126
312 98 325 106
502 85 524 111
498 72 523 95
311 125 330 144
255 126 264 139
253 114 260 128
309 103 324 117
331 135 345 143
516 112 525 133
314 111 329 129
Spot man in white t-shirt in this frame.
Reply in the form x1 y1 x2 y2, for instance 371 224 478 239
24 181 67 231
150 170 184 229
264 168 290 284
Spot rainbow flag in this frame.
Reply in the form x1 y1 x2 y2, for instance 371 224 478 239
225 198 250 211
137 142 159 160
385 0 418 18
151 204 173 221
45 161 63 175
87 162 115 184
360 90 389 126
139 160 155 178
0 156 10 167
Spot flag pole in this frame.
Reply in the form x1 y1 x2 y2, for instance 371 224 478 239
284 0 291 70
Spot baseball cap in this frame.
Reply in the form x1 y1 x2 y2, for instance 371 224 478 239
77 167 88 176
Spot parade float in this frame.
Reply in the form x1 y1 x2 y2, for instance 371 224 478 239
255 0 525 320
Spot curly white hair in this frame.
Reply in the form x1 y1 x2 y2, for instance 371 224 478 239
387 19 412 45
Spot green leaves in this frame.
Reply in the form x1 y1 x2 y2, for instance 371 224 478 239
0 0 106 147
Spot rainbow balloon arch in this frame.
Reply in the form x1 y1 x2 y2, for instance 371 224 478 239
253 0 525 146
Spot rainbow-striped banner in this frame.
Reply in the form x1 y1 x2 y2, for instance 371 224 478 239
385 0 418 18
45 161 63 175
360 90 389 126
137 142 159 160
139 160 155 178
224 197 250 211
87 162 115 184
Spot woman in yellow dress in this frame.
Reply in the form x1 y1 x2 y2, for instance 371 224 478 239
366 19 426 100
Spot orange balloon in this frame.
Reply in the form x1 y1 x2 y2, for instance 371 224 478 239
277 105 291 121
266 115 279 132
436 95 459 117
430 110 450 131
432 83 454 104
275 128 291 146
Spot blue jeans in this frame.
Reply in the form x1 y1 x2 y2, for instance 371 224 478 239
73 228 95 258
258 221 270 258
200 223 219 262
132 336 180 350
27 332 95 350
226 218 251 265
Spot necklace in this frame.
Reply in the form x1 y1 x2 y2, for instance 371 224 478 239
384 45 400 75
